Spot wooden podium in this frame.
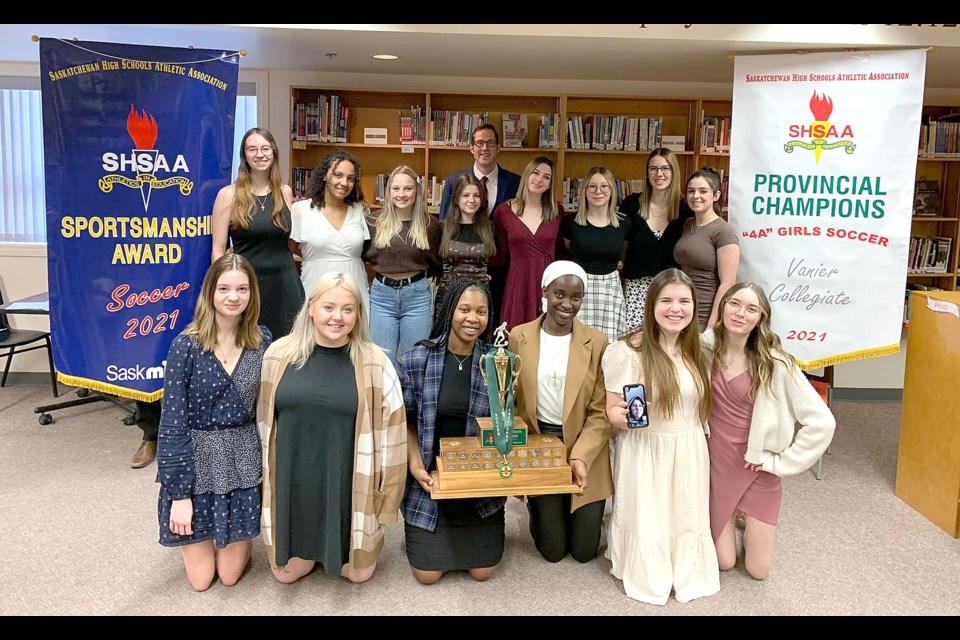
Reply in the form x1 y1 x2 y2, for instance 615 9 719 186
429 417 581 499
895 290 960 537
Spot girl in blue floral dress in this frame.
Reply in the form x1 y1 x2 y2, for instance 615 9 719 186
157 254 272 591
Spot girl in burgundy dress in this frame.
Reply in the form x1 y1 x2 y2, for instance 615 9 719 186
493 156 565 330
703 283 835 580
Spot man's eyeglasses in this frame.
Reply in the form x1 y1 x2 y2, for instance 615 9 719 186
648 165 672 175
471 140 497 149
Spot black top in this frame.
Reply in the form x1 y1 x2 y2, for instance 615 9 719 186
430 350 474 470
273 344 358 574
619 195 694 279
456 223 483 244
229 193 304 337
560 214 632 274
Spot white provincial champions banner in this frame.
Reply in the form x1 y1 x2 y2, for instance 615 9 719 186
729 49 926 368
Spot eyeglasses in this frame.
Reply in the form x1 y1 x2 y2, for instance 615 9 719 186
726 299 761 316
585 184 611 194
471 140 497 149
245 146 274 156
648 165 672 175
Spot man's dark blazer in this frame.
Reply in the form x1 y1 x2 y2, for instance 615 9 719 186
438 165 521 220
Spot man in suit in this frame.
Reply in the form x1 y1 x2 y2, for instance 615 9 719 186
439 123 521 325
438 123 520 220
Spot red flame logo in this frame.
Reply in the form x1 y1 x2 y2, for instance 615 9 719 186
126 104 158 150
809 91 833 121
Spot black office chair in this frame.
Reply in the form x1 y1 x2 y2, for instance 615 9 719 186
0 290 59 398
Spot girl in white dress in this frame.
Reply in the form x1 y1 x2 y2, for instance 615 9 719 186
601 267 719 605
290 149 371 310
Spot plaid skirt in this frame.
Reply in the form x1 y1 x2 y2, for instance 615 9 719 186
579 271 627 343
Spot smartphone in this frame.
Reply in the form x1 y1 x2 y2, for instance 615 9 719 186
623 384 648 428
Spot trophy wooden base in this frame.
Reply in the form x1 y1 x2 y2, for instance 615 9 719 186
428 471 581 500
428 418 581 500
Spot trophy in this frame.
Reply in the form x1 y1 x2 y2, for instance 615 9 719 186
429 323 579 499
479 323 522 478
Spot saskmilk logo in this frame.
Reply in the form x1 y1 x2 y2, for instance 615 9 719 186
784 91 856 164
106 360 167 382
98 105 194 211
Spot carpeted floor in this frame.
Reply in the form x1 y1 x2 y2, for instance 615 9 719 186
0 385 957 615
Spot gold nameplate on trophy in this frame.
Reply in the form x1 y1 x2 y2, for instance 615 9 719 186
429 417 581 499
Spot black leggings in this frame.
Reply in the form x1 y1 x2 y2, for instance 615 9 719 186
527 495 605 563
135 400 161 441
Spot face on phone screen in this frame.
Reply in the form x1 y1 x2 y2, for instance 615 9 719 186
624 384 648 428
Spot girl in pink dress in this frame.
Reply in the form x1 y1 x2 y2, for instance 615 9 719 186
703 283 836 580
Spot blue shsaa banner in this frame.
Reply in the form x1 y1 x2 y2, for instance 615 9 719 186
39 38 240 400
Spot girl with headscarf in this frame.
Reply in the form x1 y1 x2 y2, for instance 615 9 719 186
507 261 612 563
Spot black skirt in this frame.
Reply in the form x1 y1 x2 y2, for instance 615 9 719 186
404 500 505 571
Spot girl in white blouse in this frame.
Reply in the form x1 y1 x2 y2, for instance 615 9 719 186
290 149 371 310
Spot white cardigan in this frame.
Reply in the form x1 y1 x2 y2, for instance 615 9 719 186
702 332 836 477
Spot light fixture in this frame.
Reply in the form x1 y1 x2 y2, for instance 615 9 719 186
372 54 399 60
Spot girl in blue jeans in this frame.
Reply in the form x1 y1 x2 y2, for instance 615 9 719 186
364 165 442 366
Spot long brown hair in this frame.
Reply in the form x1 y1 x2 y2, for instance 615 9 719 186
639 148 682 221
183 254 263 351
440 173 496 257
710 282 795 400
621 268 711 423
230 128 287 231
510 156 559 222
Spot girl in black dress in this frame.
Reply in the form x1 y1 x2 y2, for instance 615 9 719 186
212 127 304 338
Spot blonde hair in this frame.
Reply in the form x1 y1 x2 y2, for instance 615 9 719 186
639 148 682 222
622 268 711 423
183 254 263 351
510 156 559 223
230 128 287 231
372 166 430 250
574 166 621 228
276 272 379 369
710 282 795 400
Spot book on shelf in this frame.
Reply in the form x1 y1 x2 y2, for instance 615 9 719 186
399 106 426 144
919 114 960 157
502 113 529 148
907 236 953 273
430 110 488 146
537 113 560 149
660 135 685 152
913 179 943 216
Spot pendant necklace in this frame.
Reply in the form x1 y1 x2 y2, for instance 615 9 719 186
215 340 238 366
451 351 471 371
254 192 269 212
548 371 562 391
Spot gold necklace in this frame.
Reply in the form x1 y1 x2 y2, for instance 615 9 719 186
722 352 744 370
215 341 238 366
254 192 269 212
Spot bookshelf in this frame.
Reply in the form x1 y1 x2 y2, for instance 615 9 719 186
289 88 428 202
911 104 960 293
285 88 959 274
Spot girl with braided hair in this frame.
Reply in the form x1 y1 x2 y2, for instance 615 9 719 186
397 279 506 585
